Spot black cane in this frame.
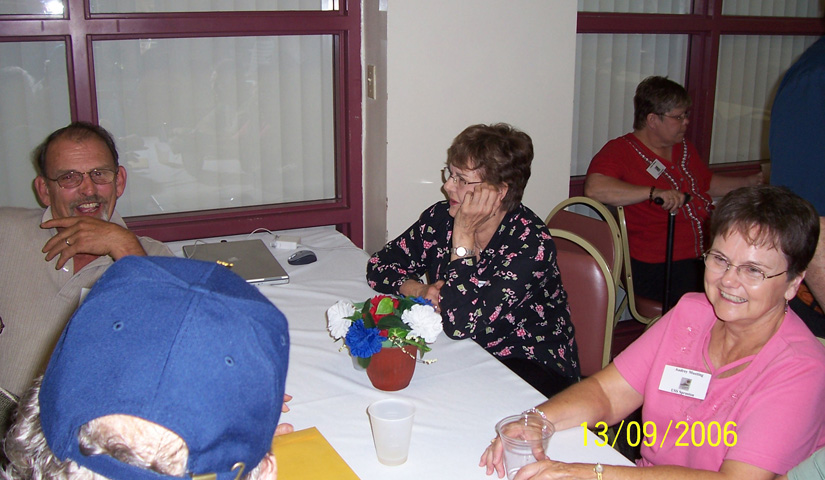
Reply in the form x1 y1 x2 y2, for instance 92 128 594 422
654 193 691 313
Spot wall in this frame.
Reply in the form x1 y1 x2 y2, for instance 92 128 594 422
372 1 577 251
362 0 388 253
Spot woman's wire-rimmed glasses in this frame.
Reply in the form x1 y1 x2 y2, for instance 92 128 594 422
441 166 483 187
45 168 117 189
702 251 787 286
660 111 691 122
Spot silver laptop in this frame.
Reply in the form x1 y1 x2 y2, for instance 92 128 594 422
182 239 289 285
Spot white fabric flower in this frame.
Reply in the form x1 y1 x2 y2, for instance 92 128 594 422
327 300 356 339
401 304 443 343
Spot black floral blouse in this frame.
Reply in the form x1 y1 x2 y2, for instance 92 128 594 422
366 201 580 380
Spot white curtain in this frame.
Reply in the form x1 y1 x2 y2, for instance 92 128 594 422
0 0 60 14
91 0 336 13
722 0 824 17
572 33 688 176
93 35 336 216
710 35 818 164
578 0 823 16
577 0 689 14
0 41 71 208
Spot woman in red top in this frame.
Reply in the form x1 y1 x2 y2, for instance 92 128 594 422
584 76 762 304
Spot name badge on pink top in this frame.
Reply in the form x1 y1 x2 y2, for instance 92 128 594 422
658 365 711 400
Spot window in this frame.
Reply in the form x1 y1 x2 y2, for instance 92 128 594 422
0 0 362 244
572 0 824 181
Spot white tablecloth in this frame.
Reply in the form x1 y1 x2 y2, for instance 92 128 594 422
166 226 634 479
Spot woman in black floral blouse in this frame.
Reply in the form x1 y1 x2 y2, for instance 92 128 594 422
366 123 580 396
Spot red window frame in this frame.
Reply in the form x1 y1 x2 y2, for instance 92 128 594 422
569 0 824 197
0 0 364 245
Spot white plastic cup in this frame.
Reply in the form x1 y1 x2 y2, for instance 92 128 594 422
367 398 415 466
495 414 555 480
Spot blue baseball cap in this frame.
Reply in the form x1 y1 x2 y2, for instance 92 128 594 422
39 256 290 480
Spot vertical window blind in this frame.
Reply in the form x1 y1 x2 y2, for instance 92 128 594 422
573 33 688 176
94 35 336 217
711 35 818 164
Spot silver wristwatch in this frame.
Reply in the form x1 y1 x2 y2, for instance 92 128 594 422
452 246 476 258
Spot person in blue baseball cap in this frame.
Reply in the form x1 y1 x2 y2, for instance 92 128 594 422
1 255 291 479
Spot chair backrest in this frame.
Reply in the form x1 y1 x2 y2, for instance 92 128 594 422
550 228 616 377
616 206 663 326
546 197 622 286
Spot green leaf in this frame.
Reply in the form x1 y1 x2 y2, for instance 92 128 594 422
386 327 409 340
375 297 396 316
405 337 430 353
362 314 376 329
357 356 371 368
376 315 405 330
396 296 416 311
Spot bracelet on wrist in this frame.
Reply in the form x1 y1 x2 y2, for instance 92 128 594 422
594 462 604 480
649 185 656 202
522 407 547 420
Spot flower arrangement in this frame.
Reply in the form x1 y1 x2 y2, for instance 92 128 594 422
326 295 443 367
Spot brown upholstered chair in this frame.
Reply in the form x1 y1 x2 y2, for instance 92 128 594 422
545 196 622 287
549 228 616 377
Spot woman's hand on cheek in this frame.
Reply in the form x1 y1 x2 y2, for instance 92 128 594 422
454 184 503 234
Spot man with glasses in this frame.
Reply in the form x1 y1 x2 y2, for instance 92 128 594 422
0 122 171 427
584 76 762 305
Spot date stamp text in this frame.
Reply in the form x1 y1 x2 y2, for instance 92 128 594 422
581 420 738 448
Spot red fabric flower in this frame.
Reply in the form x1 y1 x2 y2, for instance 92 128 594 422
368 295 399 321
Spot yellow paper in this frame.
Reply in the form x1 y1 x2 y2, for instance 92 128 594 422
271 427 360 480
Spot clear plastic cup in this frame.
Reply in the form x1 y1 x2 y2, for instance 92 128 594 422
367 398 415 465
495 413 555 479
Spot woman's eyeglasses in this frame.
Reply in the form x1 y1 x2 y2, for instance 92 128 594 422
45 168 117 189
702 252 787 286
441 166 482 187
660 111 691 123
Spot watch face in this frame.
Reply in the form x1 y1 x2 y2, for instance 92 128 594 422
455 247 473 257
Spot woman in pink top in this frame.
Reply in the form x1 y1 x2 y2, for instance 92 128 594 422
480 185 825 479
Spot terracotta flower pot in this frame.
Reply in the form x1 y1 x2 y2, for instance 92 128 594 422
366 345 418 391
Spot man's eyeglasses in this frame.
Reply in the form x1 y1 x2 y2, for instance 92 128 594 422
45 168 117 189
441 166 483 187
660 111 691 122
702 252 787 286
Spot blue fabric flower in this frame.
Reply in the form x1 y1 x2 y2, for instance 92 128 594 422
410 296 434 307
346 319 383 358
